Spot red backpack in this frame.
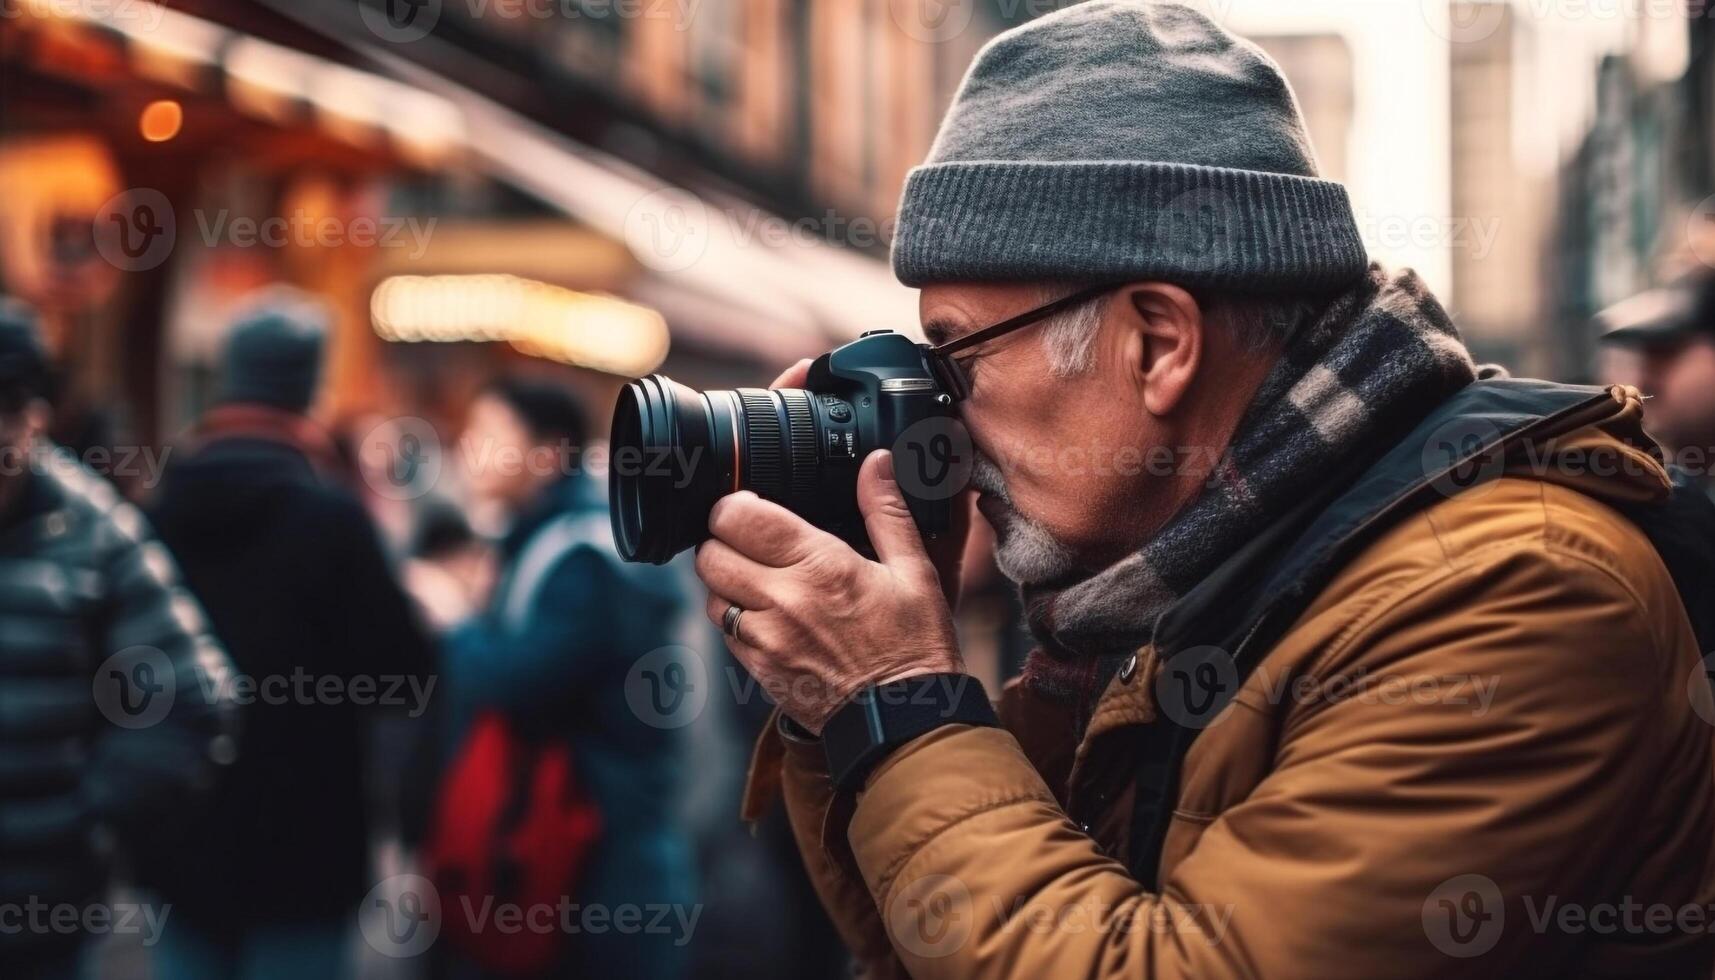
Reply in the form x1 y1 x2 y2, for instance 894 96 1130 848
425 513 609 974
426 712 601 975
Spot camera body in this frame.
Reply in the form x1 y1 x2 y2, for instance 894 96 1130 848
609 329 967 564
798 330 960 550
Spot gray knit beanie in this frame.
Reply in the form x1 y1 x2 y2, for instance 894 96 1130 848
891 0 1368 292
220 286 329 412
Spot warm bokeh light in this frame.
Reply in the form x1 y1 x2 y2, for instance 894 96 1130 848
138 99 183 142
370 274 671 376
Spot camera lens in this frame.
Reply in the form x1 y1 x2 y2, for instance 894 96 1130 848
609 375 837 564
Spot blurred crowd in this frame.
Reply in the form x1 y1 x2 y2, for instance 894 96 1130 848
0 284 851 980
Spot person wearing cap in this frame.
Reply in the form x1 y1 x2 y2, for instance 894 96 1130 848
694 3 1715 976
0 296 237 978
138 286 435 979
1598 270 1715 497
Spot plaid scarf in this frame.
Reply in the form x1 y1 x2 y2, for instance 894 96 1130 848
1020 264 1477 717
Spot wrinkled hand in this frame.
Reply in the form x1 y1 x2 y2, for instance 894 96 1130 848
693 360 967 734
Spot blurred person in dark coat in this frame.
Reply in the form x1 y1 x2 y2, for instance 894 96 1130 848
439 377 695 980
1599 269 1715 499
0 297 237 978
139 287 435 979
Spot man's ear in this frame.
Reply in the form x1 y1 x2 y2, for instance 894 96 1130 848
1118 282 1203 417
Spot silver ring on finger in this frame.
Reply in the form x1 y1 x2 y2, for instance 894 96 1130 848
721 602 745 643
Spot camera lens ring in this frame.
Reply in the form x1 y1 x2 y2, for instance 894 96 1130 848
781 389 818 500
737 388 784 501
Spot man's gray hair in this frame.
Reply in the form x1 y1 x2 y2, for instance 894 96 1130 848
1039 285 1323 374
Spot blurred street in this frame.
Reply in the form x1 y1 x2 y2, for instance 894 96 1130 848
3 0 1715 977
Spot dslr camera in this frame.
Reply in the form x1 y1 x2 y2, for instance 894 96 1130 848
609 329 971 563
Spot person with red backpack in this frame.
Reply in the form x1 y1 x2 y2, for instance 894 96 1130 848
432 376 696 979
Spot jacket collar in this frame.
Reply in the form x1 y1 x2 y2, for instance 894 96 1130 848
190 403 340 475
1072 379 1652 747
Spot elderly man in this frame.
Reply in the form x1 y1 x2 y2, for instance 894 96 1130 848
693 3 1715 977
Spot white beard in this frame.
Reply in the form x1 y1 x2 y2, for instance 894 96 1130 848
971 454 1079 586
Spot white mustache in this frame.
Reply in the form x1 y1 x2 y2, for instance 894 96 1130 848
970 454 1010 499
968 452 1078 586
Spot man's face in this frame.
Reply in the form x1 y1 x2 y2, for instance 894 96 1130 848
461 394 547 512
920 283 1165 585
1637 335 1715 455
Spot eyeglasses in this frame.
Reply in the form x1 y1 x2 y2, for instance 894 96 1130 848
923 282 1118 402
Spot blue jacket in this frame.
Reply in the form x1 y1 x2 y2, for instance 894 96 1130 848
445 475 696 978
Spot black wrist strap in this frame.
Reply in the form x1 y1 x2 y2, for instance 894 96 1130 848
822 672 997 795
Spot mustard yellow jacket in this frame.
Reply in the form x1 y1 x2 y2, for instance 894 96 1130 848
744 386 1715 979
